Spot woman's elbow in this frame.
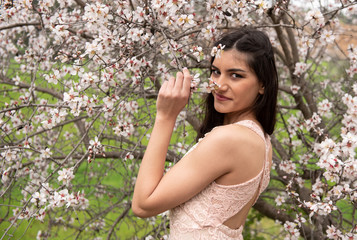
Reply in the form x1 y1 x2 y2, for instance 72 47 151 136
131 202 155 218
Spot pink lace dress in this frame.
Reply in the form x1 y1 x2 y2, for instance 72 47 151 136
169 120 271 239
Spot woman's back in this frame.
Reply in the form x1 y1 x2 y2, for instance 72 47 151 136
169 120 271 239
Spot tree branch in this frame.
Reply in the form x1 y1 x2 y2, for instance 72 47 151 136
106 205 131 240
254 198 322 239
0 22 41 31
1 77 63 100
73 0 86 9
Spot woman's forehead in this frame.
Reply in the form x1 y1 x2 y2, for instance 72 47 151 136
212 49 251 70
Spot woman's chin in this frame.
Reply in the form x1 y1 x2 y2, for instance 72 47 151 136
213 104 228 114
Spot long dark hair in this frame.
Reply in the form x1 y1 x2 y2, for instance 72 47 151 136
197 27 278 140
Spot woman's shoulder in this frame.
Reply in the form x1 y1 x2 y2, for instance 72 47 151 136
198 122 267 183
203 122 265 151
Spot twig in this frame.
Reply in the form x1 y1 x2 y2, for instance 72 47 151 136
106 205 131 240
0 22 40 31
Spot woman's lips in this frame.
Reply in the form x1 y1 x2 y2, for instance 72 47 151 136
215 93 231 101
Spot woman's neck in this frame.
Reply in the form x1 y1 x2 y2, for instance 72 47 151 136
223 111 257 125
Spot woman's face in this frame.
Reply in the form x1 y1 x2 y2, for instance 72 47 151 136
211 49 264 124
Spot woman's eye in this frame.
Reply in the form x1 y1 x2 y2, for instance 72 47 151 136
232 73 243 78
211 69 220 75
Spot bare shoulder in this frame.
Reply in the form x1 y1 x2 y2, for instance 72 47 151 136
203 123 265 151
201 124 267 184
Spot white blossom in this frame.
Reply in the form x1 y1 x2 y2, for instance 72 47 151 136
283 221 300 239
290 85 300 95
57 167 75 185
40 148 52 159
293 62 307 77
318 99 333 117
31 191 47 206
211 44 225 58
279 160 296 174
305 9 325 29
320 30 335 44
275 195 286 206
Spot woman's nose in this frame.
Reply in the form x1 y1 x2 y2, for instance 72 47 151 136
211 79 221 90
214 76 227 90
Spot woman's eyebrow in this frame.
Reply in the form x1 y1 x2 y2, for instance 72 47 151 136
211 64 246 72
227 68 246 73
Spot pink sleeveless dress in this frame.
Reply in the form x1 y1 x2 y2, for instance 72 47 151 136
169 120 271 239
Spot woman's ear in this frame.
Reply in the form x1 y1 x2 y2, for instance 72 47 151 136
259 83 265 95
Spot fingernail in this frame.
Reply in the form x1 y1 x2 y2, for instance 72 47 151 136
183 67 187 70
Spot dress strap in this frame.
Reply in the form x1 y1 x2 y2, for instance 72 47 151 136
234 120 266 143
234 120 269 203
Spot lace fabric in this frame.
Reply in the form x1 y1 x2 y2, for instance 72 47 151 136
169 120 271 239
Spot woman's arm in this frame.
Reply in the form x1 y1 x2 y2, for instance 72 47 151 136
132 68 192 216
132 69 266 218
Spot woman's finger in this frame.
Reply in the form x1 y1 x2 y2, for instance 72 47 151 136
167 76 175 90
182 68 192 94
159 79 168 94
174 71 184 90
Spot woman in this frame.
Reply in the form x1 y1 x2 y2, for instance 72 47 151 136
132 27 278 239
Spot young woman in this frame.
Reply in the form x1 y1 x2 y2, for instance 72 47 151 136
132 27 278 239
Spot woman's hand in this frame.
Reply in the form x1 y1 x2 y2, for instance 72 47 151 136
156 68 192 120
132 68 192 216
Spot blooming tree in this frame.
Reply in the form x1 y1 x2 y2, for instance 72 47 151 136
0 0 357 239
